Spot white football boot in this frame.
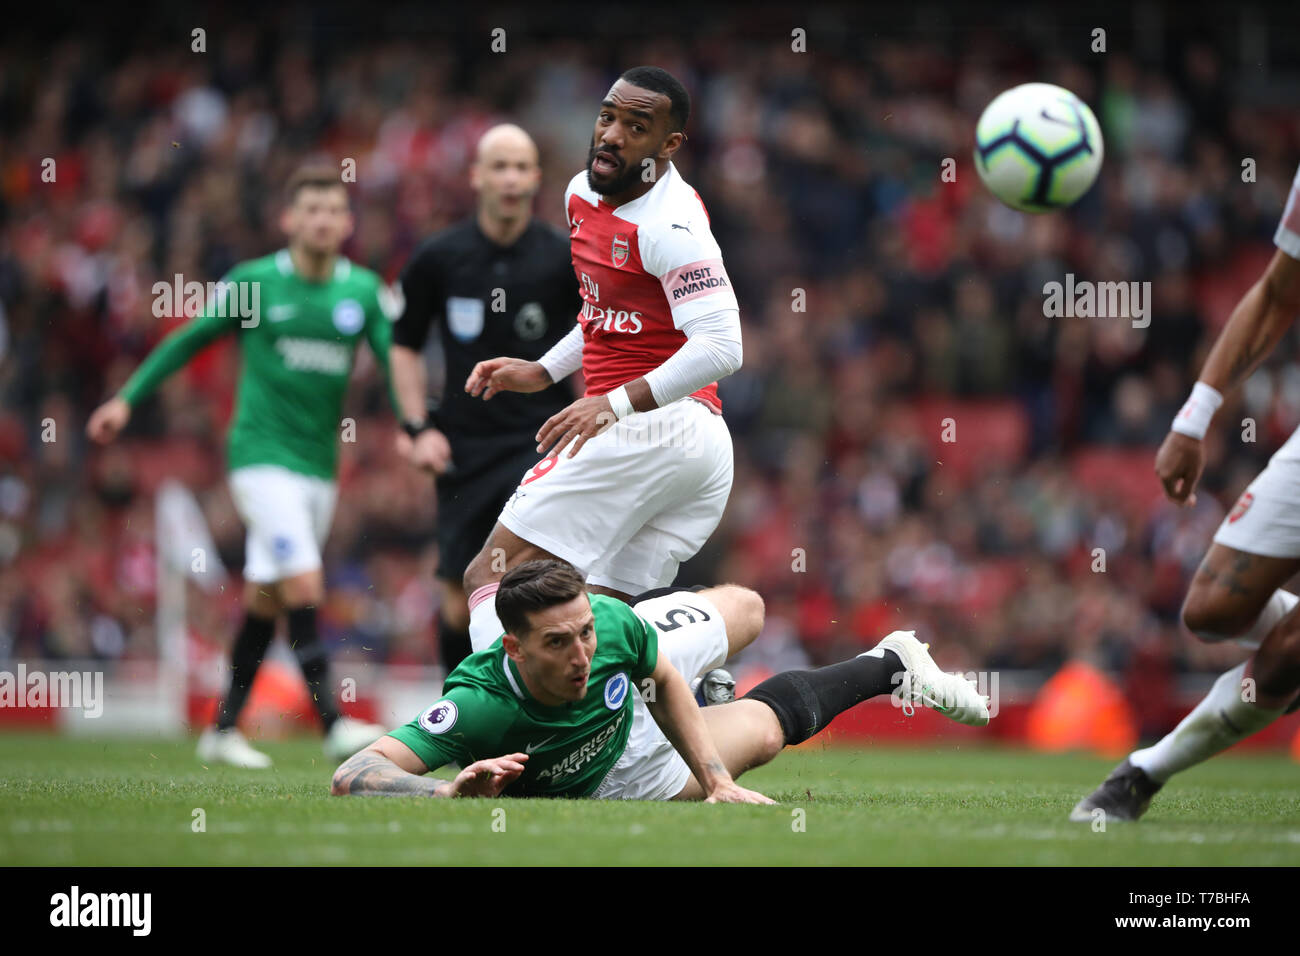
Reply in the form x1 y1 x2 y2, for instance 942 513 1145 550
324 716 387 761
871 630 991 726
197 727 273 768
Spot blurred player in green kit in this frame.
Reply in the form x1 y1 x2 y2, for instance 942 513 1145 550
87 164 398 767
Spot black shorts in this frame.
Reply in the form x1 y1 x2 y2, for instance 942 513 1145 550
435 436 543 583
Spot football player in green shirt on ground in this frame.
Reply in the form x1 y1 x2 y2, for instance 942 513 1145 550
87 164 398 768
331 559 991 802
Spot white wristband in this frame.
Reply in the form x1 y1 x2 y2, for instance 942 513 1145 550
606 385 635 420
1171 382 1224 440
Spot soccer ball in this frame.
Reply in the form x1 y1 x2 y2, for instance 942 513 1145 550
974 82 1103 213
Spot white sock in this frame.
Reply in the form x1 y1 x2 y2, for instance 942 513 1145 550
1129 661 1284 783
467 585 504 652
1219 589 1300 648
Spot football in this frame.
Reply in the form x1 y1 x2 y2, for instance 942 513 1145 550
974 82 1104 212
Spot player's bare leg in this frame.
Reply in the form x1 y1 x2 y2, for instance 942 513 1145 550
1072 544 1300 822
463 522 558 593
463 523 590 648
244 579 282 619
633 583 763 705
1252 606 1300 705
1180 544 1300 644
441 579 470 632
683 585 764 658
279 567 325 608
672 630 989 800
438 578 473 671
669 700 786 798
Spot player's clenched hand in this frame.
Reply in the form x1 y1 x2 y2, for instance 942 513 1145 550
443 753 529 798
535 396 616 459
704 780 776 805
86 397 131 444
465 358 551 400
1155 430 1206 507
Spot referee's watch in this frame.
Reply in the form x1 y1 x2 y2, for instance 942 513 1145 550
402 398 442 439
402 418 433 439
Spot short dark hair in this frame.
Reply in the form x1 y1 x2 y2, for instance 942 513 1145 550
619 66 690 133
496 560 588 639
284 162 346 203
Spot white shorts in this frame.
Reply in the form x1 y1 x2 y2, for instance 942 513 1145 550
499 399 733 594
228 465 338 583
590 591 729 801
1211 456 1300 559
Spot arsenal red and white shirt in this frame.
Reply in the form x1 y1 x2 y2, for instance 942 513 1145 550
564 161 739 411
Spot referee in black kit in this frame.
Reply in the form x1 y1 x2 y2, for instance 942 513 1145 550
391 123 580 671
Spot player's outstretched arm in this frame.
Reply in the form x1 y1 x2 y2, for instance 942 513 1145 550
1157 250 1300 505
87 278 247 444
465 356 553 399
331 735 527 798
86 396 132 444
643 653 774 805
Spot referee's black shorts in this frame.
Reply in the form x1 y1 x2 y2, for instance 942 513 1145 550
435 433 543 584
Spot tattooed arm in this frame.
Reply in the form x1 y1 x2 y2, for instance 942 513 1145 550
330 735 528 798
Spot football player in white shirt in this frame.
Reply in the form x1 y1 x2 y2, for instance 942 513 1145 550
1073 164 1300 822
460 67 745 653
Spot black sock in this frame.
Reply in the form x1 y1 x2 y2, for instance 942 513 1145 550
216 613 277 731
439 616 472 673
743 650 904 746
287 605 338 731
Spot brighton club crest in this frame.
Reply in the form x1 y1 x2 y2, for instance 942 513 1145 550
611 234 629 268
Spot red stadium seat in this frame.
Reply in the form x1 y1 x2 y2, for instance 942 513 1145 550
1069 446 1165 520
910 397 1030 486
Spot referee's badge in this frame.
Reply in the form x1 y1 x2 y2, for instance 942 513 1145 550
447 296 485 342
514 302 547 341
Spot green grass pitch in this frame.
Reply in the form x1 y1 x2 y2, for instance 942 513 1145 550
1 732 1297 865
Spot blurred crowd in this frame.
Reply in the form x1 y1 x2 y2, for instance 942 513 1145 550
3 7 1300 724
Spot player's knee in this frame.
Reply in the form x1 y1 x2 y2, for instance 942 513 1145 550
244 582 279 617
1181 590 1256 643
756 705 785 762
281 582 323 609
462 553 488 594
707 584 764 652
734 587 765 646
